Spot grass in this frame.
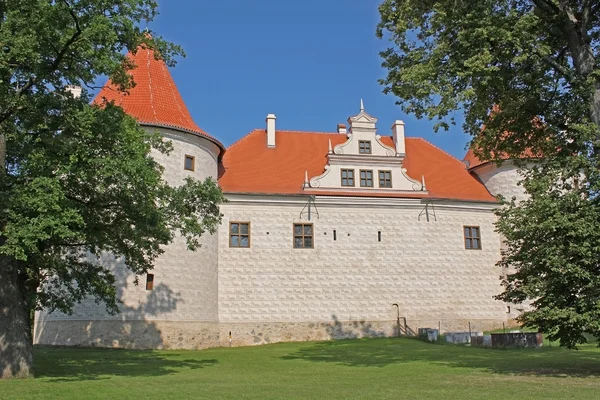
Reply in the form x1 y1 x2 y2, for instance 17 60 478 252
1 338 600 399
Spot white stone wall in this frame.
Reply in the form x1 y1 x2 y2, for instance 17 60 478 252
218 196 509 339
35 127 221 346
473 161 528 203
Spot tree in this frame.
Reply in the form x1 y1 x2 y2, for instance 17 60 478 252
377 0 600 348
0 0 225 379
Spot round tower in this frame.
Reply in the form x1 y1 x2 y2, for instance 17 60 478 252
34 47 225 349
464 149 528 203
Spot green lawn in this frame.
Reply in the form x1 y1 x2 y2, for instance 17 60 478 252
2 338 600 399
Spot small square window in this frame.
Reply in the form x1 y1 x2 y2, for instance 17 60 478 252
341 169 355 187
360 170 373 187
184 155 195 171
230 222 250 248
146 274 154 290
379 171 392 188
464 226 481 250
359 140 372 154
293 223 313 248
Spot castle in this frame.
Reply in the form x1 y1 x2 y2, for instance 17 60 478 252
34 47 527 349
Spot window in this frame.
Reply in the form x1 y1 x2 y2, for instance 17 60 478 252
230 222 250 248
379 170 392 188
341 169 355 187
146 274 154 290
359 140 372 154
184 155 195 171
464 226 481 250
293 223 313 248
360 170 373 187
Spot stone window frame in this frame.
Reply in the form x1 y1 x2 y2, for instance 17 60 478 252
359 169 374 187
464 226 482 250
293 223 314 249
358 140 372 154
146 274 154 290
379 170 392 188
230 221 251 248
341 169 355 187
184 154 195 171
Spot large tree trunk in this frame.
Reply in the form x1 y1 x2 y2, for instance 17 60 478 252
0 241 34 379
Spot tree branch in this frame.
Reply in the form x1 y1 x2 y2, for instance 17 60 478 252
533 49 573 80
531 0 561 15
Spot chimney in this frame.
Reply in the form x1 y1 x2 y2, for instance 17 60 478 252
337 123 347 134
391 120 406 155
266 113 276 147
66 85 82 99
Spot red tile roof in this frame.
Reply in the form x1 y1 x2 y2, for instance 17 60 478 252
219 130 496 202
463 148 537 169
93 47 224 154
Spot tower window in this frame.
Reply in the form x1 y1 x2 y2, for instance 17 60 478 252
379 171 392 188
146 274 154 290
341 169 355 187
184 155 195 171
293 223 313 248
230 222 250 248
464 226 481 250
360 170 373 187
359 140 372 154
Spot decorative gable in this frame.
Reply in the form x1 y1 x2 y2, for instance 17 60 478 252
307 102 426 193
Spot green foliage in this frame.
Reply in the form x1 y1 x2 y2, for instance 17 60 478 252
378 1 600 348
0 0 225 317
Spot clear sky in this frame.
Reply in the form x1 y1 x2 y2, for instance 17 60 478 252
147 0 471 159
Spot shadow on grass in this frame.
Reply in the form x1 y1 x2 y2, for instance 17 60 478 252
34 346 218 382
281 337 600 378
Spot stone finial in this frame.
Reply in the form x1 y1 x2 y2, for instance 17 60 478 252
304 171 309 187
328 139 333 154
360 98 365 112
422 175 427 191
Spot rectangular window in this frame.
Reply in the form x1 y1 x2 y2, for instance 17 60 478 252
359 140 372 154
341 169 355 187
464 226 481 250
230 222 250 248
184 155 195 171
293 223 313 248
146 274 154 291
379 170 392 188
360 170 373 187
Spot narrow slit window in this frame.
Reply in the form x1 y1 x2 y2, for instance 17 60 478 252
333 230 337 241
464 226 481 250
230 222 250 248
341 169 355 187
294 223 313 248
358 140 372 154
146 274 154 290
360 170 373 187
379 171 392 188
184 155 195 171
378 231 382 242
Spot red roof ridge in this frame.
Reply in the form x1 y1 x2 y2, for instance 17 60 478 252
408 137 469 168
226 128 263 150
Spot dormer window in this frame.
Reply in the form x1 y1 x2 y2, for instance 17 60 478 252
379 171 392 188
360 170 374 187
341 169 355 187
359 140 372 154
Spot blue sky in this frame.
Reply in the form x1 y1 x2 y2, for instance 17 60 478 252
148 0 471 159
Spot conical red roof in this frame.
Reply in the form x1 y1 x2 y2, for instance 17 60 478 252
94 47 224 153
